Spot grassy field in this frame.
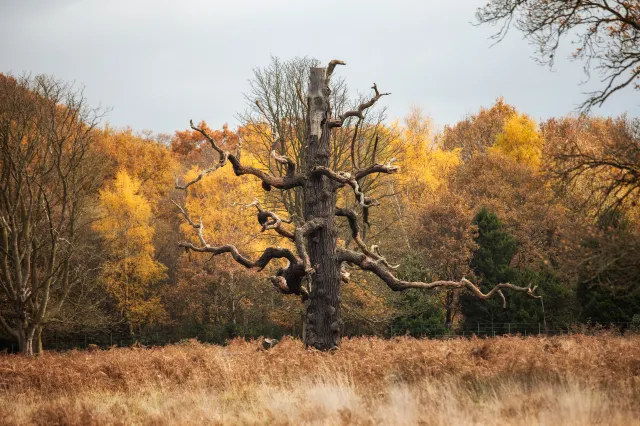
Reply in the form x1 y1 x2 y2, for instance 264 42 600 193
0 335 639 425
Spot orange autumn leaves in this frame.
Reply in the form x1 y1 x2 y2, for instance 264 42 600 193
93 128 177 328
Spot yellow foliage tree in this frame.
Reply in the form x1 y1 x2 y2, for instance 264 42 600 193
96 126 177 203
383 107 461 249
177 134 303 331
95 170 168 328
490 113 544 169
398 108 460 202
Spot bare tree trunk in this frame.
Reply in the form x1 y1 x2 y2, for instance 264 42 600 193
303 68 342 350
36 327 43 355
17 325 36 356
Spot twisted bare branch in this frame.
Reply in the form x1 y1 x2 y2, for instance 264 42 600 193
326 59 346 80
340 83 391 122
354 158 399 180
335 208 398 269
295 218 326 274
175 118 305 191
310 159 399 207
336 248 539 307
190 119 225 157
310 167 379 207
173 199 297 269
246 199 295 239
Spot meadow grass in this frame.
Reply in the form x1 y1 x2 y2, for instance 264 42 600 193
1 335 639 425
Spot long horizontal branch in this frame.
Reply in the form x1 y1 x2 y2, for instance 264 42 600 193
310 165 397 207
337 248 539 307
175 120 305 191
173 199 297 269
180 241 297 271
174 199 310 300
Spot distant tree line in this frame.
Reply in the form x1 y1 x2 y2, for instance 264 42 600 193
1 56 639 353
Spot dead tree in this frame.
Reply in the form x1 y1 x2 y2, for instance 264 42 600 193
174 61 540 350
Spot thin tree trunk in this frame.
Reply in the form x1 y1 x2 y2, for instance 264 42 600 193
303 67 342 350
445 290 454 329
36 326 43 354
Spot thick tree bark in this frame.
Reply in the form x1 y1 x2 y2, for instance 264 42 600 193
303 68 342 350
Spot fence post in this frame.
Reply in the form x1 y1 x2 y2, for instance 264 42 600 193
508 323 511 334
477 322 480 335
538 323 541 335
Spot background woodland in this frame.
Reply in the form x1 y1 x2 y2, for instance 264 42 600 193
1 57 639 352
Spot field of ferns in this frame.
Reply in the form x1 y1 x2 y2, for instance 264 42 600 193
1 335 639 425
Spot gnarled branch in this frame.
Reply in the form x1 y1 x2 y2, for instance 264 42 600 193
246 199 295 240
255 100 298 177
310 166 380 207
340 83 391 122
335 208 398 269
326 59 346 80
174 198 311 301
173 199 298 268
354 158 399 180
295 218 326 274
228 154 305 190
175 119 305 191
190 119 225 157
336 248 539 307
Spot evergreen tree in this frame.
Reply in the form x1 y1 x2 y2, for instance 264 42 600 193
577 209 640 324
461 208 518 332
461 208 571 333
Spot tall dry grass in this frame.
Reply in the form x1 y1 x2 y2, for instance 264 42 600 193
0 335 639 425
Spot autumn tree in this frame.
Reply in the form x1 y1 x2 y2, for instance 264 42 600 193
577 208 640 324
438 98 516 160
95 170 168 330
489 113 544 169
0 74 104 355
477 0 640 110
174 60 540 350
543 115 640 215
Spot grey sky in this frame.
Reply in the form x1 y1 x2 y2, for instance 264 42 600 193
1 0 638 134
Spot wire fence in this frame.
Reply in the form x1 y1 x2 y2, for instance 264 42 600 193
2 321 636 353
388 322 639 339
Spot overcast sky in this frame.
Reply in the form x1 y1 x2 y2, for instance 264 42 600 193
1 0 638 134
